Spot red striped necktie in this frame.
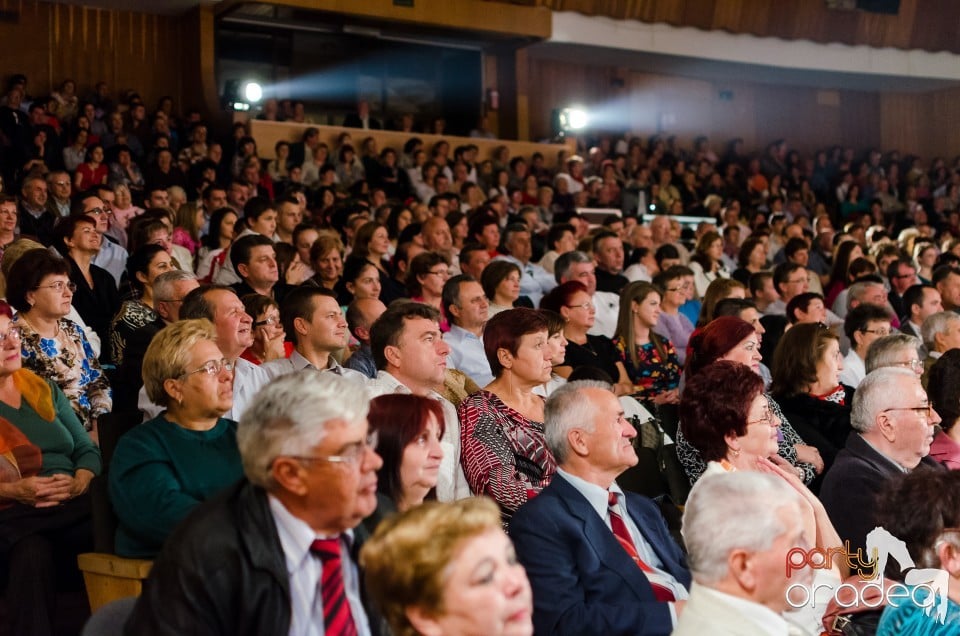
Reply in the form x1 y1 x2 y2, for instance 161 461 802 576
607 491 676 603
310 537 359 636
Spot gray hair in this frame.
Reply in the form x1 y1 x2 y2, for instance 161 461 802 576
153 269 197 302
851 367 915 433
544 380 612 463
237 371 371 489
682 472 801 584
865 333 921 374
921 311 960 351
846 280 885 313
554 250 593 285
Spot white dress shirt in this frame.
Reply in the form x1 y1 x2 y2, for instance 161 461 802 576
493 254 557 307
262 350 368 384
268 495 371 636
839 349 866 388
92 238 128 287
589 291 620 339
445 325 494 387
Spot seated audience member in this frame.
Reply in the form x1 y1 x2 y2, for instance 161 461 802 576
921 310 960 388
458 243 491 281
261 286 364 381
362 393 444 532
840 303 893 388
344 298 387 379
864 333 924 379
730 235 766 286
335 255 382 308
652 267 695 366
886 257 919 319
875 470 960 632
770 322 853 469
482 259 524 317
676 321 819 486
615 281 682 404
239 294 291 365
369 301 469 501
196 207 238 280
1 238 102 358
443 274 494 387
55 213 121 361
9 248 111 436
406 252 450 330
694 278 745 329
538 222 576 274
820 367 943 557
306 231 345 291
109 319 242 558
687 230 729 299
593 230 629 295
933 265 960 313
230 234 291 303
126 372 382 635
829 256 878 318
900 283 942 356
510 380 691 635
537 310 570 397
555 250 620 339
111 244 173 366
0 300 101 636
459 308 557 521
361 497 534 636
211 197 278 285
766 261 809 316
784 291 827 325
926 349 960 469
494 223 556 306
541 281 633 396
79 191 129 287
673 473 811 635
749 270 780 315
142 284 268 422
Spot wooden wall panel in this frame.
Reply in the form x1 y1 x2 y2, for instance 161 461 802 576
504 0 960 54
0 0 185 111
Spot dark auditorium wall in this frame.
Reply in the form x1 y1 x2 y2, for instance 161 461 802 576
526 57 887 155
0 0 193 112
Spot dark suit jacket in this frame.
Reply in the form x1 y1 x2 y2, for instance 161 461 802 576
343 113 382 130
820 432 943 557
509 474 691 636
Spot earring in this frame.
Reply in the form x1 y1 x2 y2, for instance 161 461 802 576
731 448 740 458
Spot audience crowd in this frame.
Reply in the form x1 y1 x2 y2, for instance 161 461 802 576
3 72 960 636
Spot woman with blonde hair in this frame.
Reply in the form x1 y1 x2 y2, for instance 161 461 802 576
361 497 533 636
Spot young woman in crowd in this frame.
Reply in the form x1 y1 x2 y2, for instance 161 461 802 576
614 281 682 405
481 259 522 318
110 244 173 366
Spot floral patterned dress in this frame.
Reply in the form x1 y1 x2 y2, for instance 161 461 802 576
614 337 681 401
16 316 112 431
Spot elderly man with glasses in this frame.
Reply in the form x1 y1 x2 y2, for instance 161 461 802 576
126 371 383 635
820 367 945 557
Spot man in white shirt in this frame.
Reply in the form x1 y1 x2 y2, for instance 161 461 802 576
673 472 810 636
262 286 366 383
901 284 942 358
79 193 128 286
555 250 619 339
367 301 470 501
840 304 893 388
442 275 493 387
494 223 556 307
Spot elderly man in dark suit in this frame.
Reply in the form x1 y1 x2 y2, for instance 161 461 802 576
125 372 383 635
509 380 691 636
821 367 944 558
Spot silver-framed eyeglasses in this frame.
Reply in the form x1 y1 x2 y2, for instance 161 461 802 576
893 359 924 373
179 358 235 379
280 430 379 467
37 281 77 293
0 326 22 344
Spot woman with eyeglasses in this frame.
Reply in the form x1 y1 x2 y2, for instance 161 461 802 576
108 319 242 558
680 360 845 635
0 299 102 636
408 252 450 331
110 244 174 367
652 267 696 366
8 248 111 439
539 281 634 397
239 293 291 365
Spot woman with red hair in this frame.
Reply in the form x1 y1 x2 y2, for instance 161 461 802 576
676 316 820 486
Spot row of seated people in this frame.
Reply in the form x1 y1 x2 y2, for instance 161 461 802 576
5 233 960 634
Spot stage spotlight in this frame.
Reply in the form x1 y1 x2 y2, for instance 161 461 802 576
560 107 588 131
242 81 263 104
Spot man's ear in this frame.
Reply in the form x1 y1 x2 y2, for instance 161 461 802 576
237 263 250 280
